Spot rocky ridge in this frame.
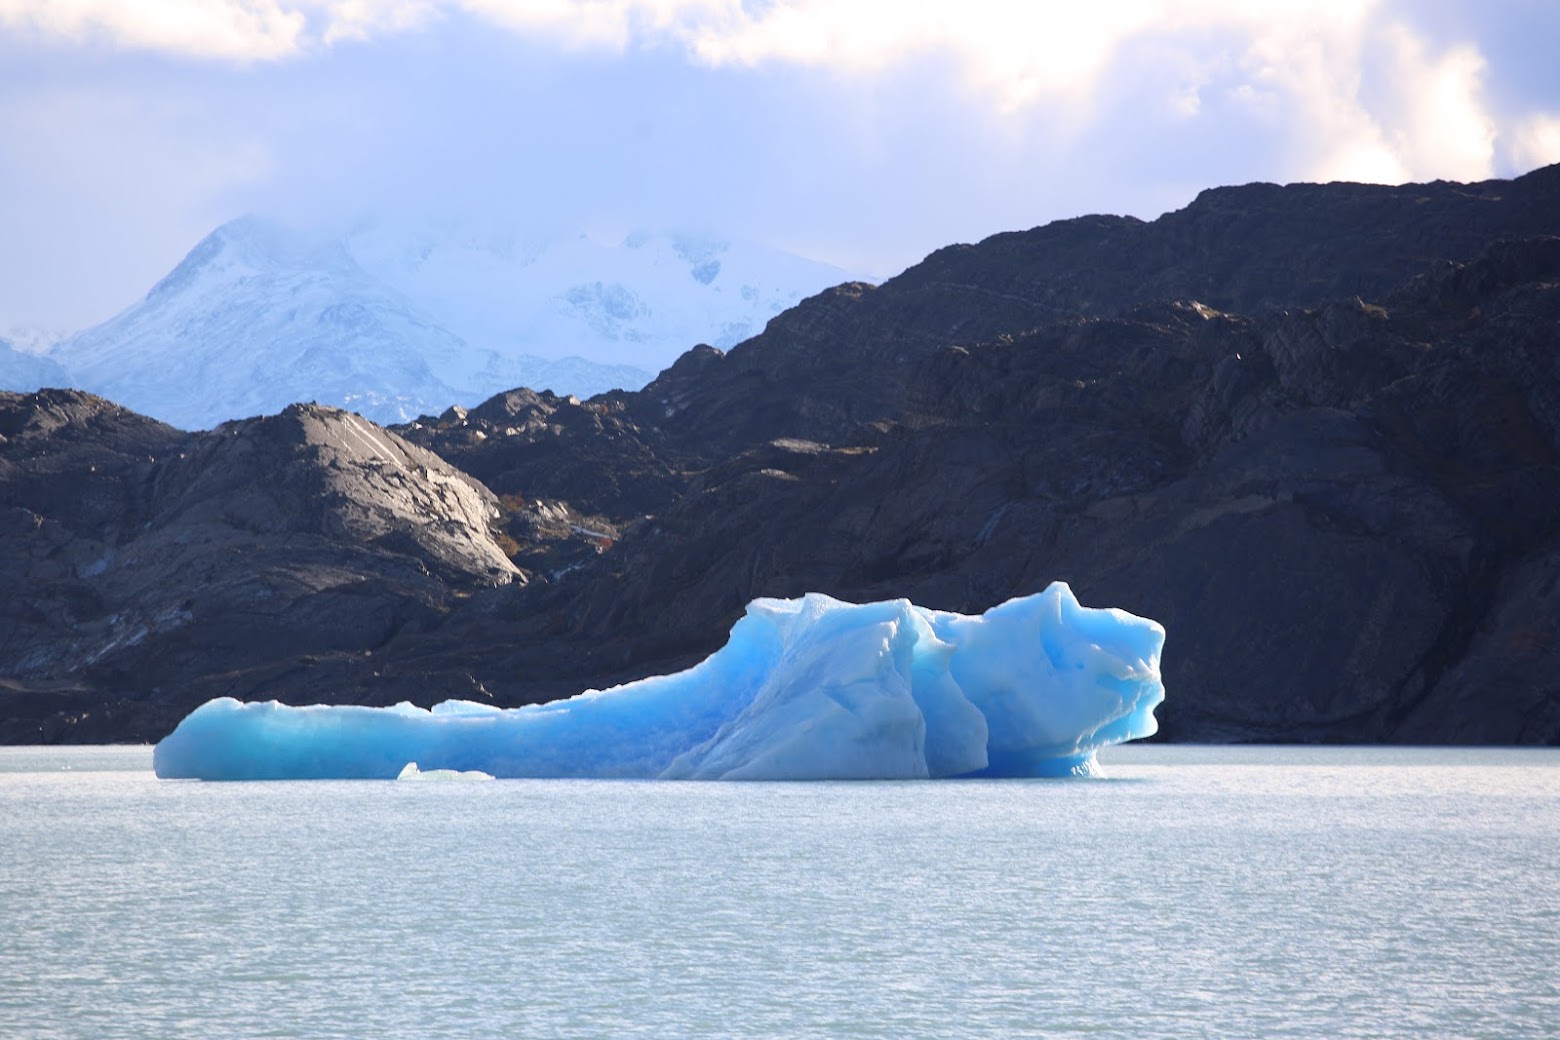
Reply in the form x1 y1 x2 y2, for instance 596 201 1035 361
1 392 517 739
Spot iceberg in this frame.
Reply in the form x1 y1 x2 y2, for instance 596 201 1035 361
153 582 1165 781
395 762 495 782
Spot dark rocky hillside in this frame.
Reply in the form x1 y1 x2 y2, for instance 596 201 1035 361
1 394 517 740
3 166 1559 744
595 164 1560 459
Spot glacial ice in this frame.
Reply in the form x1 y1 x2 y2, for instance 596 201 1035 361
153 582 1165 781
396 762 495 782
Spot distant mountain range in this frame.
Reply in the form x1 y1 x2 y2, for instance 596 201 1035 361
2 218 853 430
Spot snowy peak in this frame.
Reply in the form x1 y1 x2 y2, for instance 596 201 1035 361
146 217 267 301
144 218 361 304
36 216 857 430
50 217 481 429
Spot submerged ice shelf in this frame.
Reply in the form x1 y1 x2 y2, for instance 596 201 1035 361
153 583 1165 781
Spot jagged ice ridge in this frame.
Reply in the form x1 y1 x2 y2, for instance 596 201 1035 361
153 583 1165 781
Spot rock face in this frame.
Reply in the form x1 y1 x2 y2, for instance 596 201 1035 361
4 165 1560 744
479 243 1558 746
0 392 517 740
614 167 1560 459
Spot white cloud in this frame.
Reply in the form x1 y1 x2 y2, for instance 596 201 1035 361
678 0 1169 110
1508 113 1560 173
1209 11 1504 185
0 0 307 59
1 0 1553 332
0 2 1353 97
319 0 439 44
0 3 1539 200
1377 23 1495 181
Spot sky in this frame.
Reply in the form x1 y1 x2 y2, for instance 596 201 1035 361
1 0 1558 336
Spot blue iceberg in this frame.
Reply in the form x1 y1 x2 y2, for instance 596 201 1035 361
153 582 1165 781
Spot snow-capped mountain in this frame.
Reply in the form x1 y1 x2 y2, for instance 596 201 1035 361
37 216 855 430
51 218 487 429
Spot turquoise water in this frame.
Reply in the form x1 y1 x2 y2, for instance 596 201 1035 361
2 745 1556 1039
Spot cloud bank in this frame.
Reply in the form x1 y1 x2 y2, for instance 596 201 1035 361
0 1 1556 332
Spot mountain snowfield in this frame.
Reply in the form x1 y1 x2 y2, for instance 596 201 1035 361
343 218 857 369
15 217 855 430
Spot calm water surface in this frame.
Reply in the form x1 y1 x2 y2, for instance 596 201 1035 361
2 745 1556 1039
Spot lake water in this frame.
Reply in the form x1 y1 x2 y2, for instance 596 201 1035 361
2 745 1556 1039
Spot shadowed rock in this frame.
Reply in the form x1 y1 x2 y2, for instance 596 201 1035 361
0 395 517 740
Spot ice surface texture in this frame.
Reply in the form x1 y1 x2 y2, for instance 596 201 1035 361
153 582 1165 781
